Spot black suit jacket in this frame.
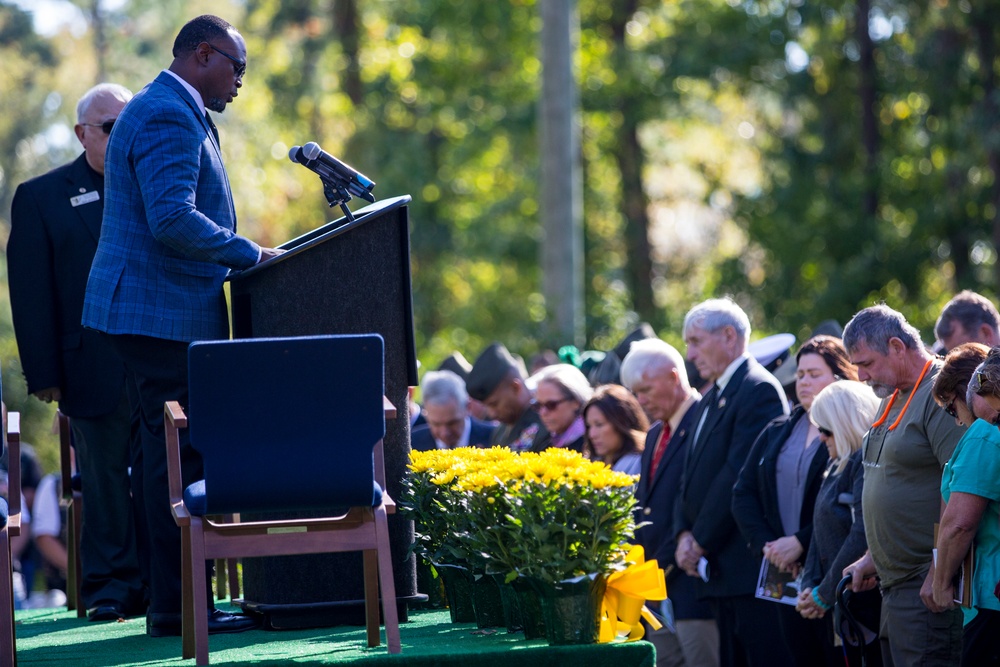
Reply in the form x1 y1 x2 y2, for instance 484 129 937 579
673 356 788 598
634 402 711 620
731 406 829 560
8 153 126 418
410 418 494 452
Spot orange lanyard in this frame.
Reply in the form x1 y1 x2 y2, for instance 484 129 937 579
870 358 933 432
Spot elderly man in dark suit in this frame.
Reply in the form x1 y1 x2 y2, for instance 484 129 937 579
621 339 717 667
673 298 792 667
411 370 493 451
82 15 282 637
8 83 145 621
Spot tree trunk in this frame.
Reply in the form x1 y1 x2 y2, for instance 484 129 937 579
89 0 107 84
333 0 363 107
974 20 1000 288
540 0 584 345
856 0 879 223
608 0 656 325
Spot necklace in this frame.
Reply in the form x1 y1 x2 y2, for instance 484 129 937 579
870 358 933 431
864 358 934 468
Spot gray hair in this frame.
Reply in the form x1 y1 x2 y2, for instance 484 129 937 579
683 297 751 344
968 361 989 407
620 338 689 391
935 290 1000 343
76 83 133 123
842 304 923 355
531 364 594 405
420 370 468 408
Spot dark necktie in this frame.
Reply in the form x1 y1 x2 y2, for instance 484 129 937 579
692 384 719 447
649 422 672 476
205 111 220 147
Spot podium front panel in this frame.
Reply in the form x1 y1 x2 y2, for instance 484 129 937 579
228 198 418 625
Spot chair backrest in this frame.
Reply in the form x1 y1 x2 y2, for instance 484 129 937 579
187 334 385 515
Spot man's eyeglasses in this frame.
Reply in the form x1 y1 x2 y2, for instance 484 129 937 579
817 426 834 438
81 120 116 135
531 397 571 413
209 44 246 79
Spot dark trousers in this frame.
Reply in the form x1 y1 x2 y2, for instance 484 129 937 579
107 334 209 615
879 576 962 667
775 598 839 667
710 595 793 667
71 394 144 610
963 608 1000 666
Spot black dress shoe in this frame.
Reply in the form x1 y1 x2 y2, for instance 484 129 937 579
147 609 260 637
89 603 126 622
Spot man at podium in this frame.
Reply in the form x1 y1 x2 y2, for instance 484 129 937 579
82 14 281 638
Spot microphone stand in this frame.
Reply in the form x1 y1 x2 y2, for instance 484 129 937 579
321 177 357 222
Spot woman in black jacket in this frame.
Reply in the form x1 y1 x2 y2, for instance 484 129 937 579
798 380 882 667
732 335 858 666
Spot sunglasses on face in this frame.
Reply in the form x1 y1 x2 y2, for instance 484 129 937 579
943 398 959 419
531 397 570 413
82 119 116 135
209 43 247 79
817 426 834 438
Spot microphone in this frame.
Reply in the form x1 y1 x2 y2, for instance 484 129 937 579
288 142 376 203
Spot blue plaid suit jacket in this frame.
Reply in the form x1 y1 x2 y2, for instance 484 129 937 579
83 71 259 342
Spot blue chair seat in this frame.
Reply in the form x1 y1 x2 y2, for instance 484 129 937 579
183 479 384 517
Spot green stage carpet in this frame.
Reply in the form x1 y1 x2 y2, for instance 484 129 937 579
13 604 655 666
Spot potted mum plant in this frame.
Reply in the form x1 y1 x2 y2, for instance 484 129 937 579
401 449 477 623
456 448 640 644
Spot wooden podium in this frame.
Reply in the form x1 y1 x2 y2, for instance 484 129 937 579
227 195 420 628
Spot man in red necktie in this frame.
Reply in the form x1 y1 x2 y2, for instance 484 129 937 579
621 339 718 667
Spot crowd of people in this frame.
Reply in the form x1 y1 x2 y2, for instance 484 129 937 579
4 9 1000 667
413 291 1000 667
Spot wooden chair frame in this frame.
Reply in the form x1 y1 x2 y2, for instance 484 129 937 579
1 408 22 667
164 396 401 665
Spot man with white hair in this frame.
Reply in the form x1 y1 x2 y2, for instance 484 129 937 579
673 297 791 667
411 370 493 451
9 83 145 621
621 339 717 667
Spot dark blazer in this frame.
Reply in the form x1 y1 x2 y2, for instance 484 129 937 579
490 407 551 452
82 72 260 342
634 401 711 620
8 154 126 418
410 418 493 452
673 356 789 599
731 406 829 561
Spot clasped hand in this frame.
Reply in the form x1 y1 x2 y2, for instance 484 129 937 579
675 531 704 577
763 535 802 576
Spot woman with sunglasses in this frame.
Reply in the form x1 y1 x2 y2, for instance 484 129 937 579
796 381 882 667
530 364 594 453
733 335 858 665
931 342 991 428
582 384 649 475
932 351 1000 666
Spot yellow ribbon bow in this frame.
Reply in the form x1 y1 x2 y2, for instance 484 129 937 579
599 545 667 643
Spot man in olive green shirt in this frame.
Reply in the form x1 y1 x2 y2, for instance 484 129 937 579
842 305 965 667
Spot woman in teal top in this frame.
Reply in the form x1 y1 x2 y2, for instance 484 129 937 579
934 358 1000 667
